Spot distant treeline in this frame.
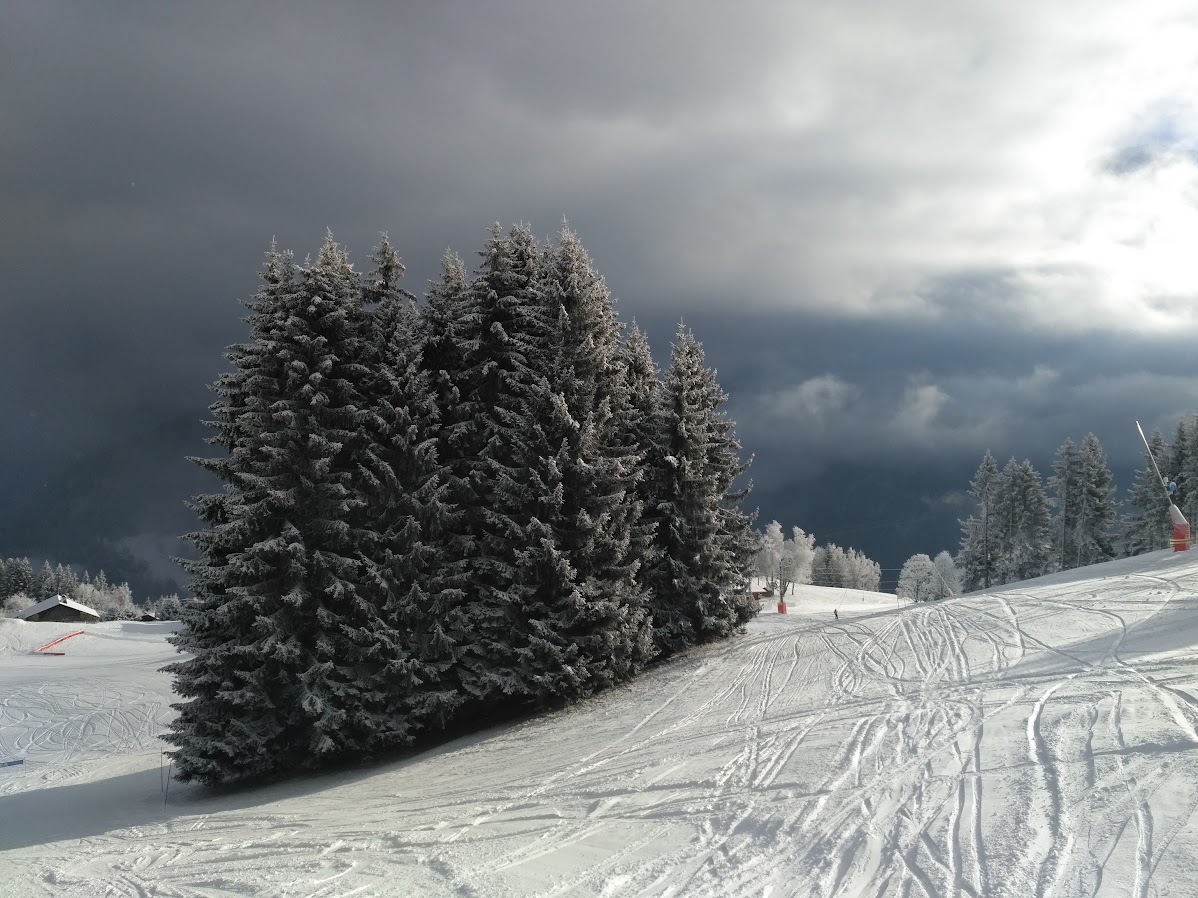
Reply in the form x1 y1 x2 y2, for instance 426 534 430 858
0 555 185 620
753 524 883 595
0 556 116 602
958 420 1194 592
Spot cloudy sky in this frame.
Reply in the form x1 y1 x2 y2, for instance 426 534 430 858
4 1 1198 589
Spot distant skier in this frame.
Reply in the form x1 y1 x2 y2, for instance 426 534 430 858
834 609 838 621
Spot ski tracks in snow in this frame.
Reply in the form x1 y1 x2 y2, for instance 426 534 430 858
9 560 1198 896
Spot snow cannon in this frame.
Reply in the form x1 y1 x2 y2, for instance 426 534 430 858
1135 422 1191 550
1169 503 1191 552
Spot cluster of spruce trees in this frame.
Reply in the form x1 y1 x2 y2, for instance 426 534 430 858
953 421 1198 592
958 435 1117 591
165 224 758 785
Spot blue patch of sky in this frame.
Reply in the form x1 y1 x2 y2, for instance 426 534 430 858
1107 104 1198 174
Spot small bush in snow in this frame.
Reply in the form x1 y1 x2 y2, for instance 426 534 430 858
2 592 34 617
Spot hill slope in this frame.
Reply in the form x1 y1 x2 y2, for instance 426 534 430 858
3 553 1198 896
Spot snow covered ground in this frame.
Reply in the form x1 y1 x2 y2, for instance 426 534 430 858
756 579 906 617
4 552 1198 896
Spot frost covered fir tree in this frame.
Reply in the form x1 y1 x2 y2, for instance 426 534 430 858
512 227 653 697
1048 432 1118 569
9 557 33 597
35 561 54 598
421 223 558 707
1181 418 1198 531
419 223 658 707
1072 433 1117 567
1124 427 1172 555
53 563 78 596
958 451 1001 591
612 325 668 617
0 558 33 599
416 249 481 708
499 380 652 700
712 428 759 627
356 236 462 733
167 242 305 783
542 225 625 426
1049 438 1081 571
167 234 419 785
643 326 756 658
992 458 1053 585
1167 418 1190 514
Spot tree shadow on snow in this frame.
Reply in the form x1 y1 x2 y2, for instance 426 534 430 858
0 766 175 851
0 703 552 852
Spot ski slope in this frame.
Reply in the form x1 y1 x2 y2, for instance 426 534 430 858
4 553 1198 896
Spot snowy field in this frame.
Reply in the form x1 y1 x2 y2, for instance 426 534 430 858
4 554 1198 896
755 579 905 617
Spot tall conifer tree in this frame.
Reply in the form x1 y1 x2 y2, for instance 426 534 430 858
36 561 54 597
521 227 653 696
354 235 462 738
958 451 1001 591
416 249 482 718
10 558 33 597
167 234 398 783
1167 419 1189 514
992 458 1053 584
1049 438 1081 571
1073 433 1117 567
645 327 756 657
167 243 308 783
614 325 667 611
443 224 554 706
1181 417 1198 530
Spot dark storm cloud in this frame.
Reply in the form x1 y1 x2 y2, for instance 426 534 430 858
672 307 1197 487
2 1 821 464
4 1 1198 584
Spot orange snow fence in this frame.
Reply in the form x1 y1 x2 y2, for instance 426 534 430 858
35 631 85 654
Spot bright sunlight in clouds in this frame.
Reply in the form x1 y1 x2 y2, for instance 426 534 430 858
615 0 1198 336
863 5 1193 334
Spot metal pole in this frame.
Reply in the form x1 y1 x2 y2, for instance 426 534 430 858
1136 420 1172 498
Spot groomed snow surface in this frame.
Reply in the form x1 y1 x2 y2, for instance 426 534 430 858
4 553 1198 896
